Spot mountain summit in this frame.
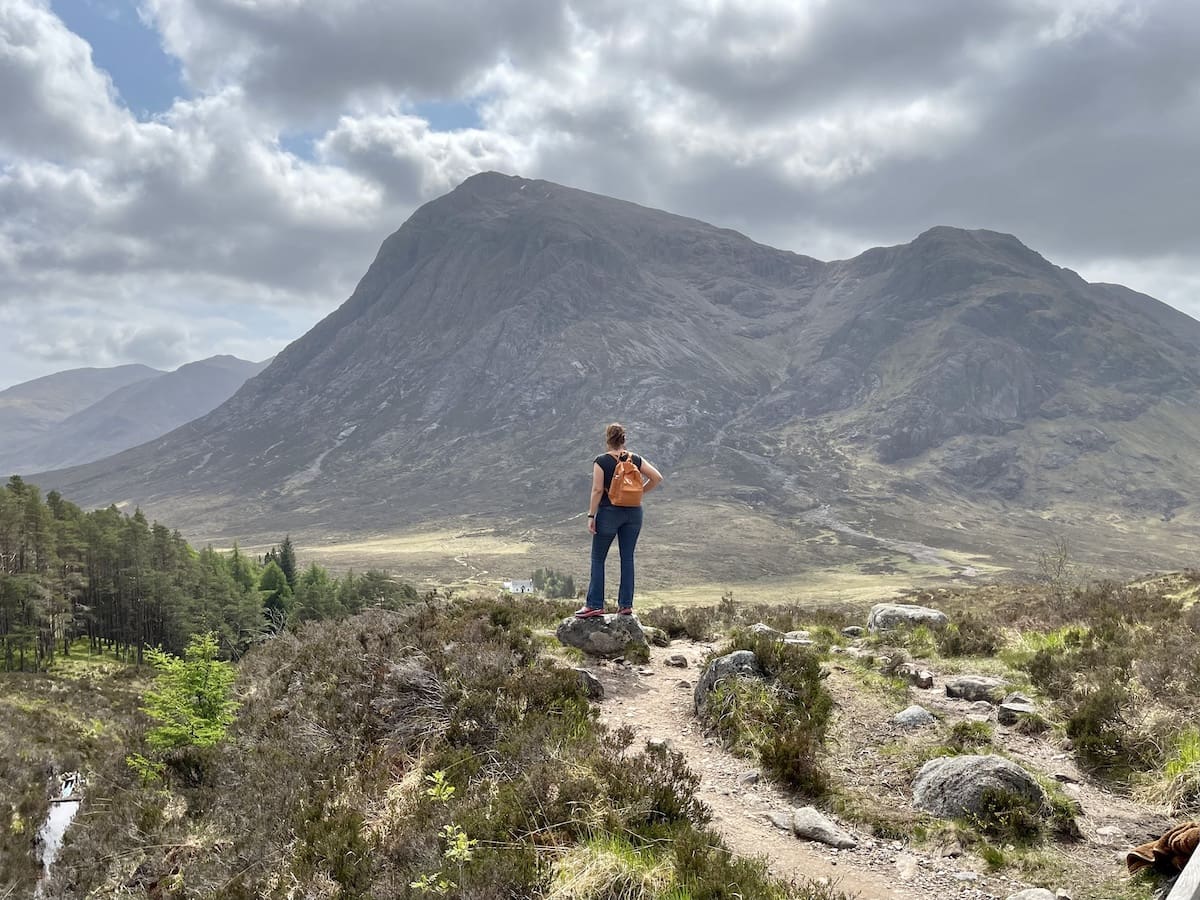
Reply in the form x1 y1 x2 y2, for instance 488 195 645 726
36 174 1200 573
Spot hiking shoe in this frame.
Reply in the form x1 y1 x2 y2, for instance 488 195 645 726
617 607 634 616
574 607 605 618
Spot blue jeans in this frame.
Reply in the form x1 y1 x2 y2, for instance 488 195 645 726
585 505 643 610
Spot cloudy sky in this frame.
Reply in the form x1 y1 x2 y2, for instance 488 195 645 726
1 0 1197 389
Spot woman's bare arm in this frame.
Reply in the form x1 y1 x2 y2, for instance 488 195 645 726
588 463 604 531
640 459 663 493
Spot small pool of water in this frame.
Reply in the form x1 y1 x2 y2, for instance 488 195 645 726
35 773 82 896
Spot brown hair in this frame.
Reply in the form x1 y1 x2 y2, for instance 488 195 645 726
605 422 626 449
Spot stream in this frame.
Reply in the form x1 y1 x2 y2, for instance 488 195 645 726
35 772 82 897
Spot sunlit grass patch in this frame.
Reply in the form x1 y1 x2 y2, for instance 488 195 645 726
547 835 676 900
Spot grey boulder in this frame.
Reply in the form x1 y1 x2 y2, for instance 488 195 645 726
694 650 763 716
913 754 1046 820
556 615 649 659
1006 891 1056 900
791 807 858 849
945 675 1008 703
868 603 949 633
894 705 936 728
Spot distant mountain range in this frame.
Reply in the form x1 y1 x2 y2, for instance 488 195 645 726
30 173 1200 575
1 356 268 475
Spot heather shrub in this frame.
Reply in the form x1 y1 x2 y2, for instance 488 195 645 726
702 631 833 796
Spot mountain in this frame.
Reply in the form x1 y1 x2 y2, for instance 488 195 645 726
1 356 268 474
33 173 1200 575
0 364 162 449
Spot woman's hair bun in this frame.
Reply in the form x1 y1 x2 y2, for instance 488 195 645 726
605 422 626 447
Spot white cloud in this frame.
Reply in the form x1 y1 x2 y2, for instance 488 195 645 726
1 0 1200 389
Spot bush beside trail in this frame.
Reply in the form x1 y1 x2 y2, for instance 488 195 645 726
43 596 849 899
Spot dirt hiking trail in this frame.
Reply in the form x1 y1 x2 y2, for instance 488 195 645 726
589 639 1053 900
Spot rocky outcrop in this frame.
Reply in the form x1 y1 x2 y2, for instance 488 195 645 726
694 650 763 716
556 615 649 660
912 754 1046 820
867 604 949 633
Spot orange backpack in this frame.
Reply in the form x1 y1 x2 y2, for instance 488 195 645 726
607 452 644 507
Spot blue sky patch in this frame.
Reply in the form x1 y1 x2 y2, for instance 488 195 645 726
51 0 186 118
413 100 482 132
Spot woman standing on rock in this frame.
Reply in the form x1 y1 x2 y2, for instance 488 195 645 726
576 423 663 618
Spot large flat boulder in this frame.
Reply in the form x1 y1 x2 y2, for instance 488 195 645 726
694 650 763 716
867 603 949 633
913 754 1046 820
556 615 649 660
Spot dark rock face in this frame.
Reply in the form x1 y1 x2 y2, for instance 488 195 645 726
31 173 1200 570
912 754 1046 819
694 650 763 716
556 615 649 659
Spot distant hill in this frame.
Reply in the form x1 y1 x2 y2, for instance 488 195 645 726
0 364 163 449
1 356 268 474
33 174 1200 575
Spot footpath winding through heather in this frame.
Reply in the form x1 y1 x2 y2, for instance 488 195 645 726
588 638 1044 900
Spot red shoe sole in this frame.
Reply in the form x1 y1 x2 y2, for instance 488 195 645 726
574 609 605 618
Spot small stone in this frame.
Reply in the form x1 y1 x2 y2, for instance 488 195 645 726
842 626 865 637
1006 890 1056 900
1051 772 1079 784
895 662 935 689
1095 825 1123 841
637 667 654 676
1054 890 1072 900
676 680 692 689
954 872 979 882
572 668 604 700
737 771 761 786
665 654 689 668
646 738 672 751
